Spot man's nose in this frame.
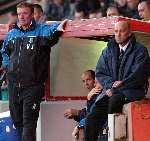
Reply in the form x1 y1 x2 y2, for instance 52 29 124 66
20 14 24 18
85 81 88 85
116 31 121 37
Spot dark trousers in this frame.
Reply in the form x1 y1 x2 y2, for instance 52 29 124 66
84 93 130 141
8 80 44 141
84 96 109 141
108 93 130 114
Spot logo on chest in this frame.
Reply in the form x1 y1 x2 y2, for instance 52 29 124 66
26 37 34 50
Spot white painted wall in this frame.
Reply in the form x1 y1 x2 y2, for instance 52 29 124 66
37 100 86 141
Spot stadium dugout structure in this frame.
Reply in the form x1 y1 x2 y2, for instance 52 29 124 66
48 16 150 100
0 17 150 141
0 17 150 100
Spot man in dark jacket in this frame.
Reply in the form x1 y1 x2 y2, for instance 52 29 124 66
45 0 71 21
64 70 96 121
84 21 150 141
64 70 103 141
125 0 140 19
1 2 66 141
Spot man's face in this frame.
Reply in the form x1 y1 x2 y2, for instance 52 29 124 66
74 11 84 20
138 2 150 21
114 22 131 45
17 7 33 28
81 73 95 91
127 0 139 9
115 0 126 7
107 7 120 17
34 8 43 21
89 13 97 19
53 0 63 6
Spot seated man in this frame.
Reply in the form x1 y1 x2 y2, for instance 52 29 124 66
72 79 104 141
64 70 96 120
84 21 150 141
64 70 102 141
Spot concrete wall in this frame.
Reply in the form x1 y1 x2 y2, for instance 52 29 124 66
37 100 86 141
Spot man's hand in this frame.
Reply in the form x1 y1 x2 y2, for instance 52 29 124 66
64 108 79 119
57 19 68 32
72 126 84 141
72 126 79 140
87 87 101 100
106 89 113 97
112 81 123 88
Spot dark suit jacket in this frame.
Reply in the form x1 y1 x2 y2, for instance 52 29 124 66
96 35 150 101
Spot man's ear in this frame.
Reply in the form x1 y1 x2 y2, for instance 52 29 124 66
31 13 34 18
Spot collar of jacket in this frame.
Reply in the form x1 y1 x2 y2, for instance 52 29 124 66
14 19 37 32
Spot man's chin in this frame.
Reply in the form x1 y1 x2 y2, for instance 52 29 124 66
19 21 26 25
115 39 121 44
85 86 90 90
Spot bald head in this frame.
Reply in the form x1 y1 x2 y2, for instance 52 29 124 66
114 21 132 46
115 21 131 30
